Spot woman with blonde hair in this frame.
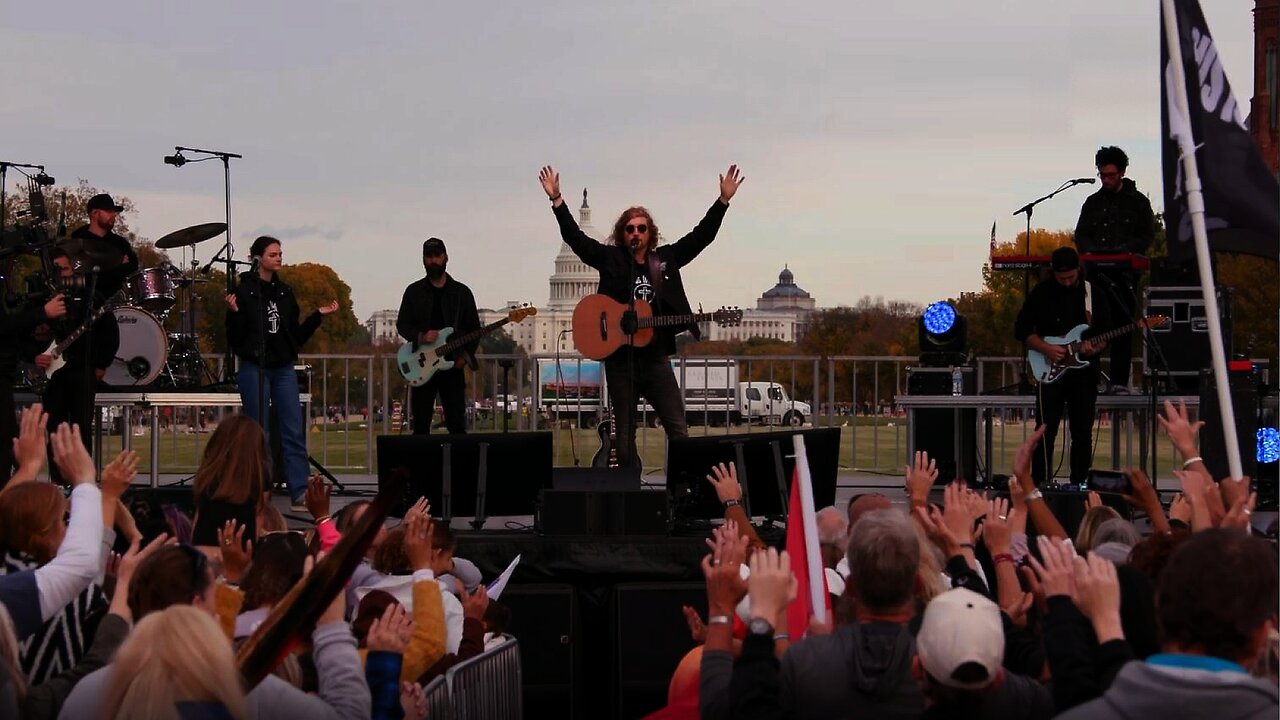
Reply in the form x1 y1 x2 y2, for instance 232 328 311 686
101 604 247 720
1075 496 1123 552
191 415 271 547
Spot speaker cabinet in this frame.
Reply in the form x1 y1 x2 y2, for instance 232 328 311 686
907 367 976 483
536 490 670 536
612 582 706 719
501 584 579 719
1143 286 1233 390
1199 368 1259 482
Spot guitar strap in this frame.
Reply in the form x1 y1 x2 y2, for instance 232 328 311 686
1083 280 1093 325
647 253 664 302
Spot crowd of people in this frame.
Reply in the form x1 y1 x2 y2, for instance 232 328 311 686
0 391 1275 719
659 397 1277 719
0 403 507 720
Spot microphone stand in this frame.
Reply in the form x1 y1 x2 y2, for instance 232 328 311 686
169 146 242 383
85 267 100 465
1012 178 1093 390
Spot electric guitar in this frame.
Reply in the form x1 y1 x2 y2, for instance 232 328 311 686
25 296 123 392
396 306 536 387
1027 315 1169 384
571 294 743 361
591 407 620 469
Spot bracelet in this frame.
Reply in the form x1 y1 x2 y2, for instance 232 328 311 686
1025 489 1044 502
707 615 732 626
773 632 791 641
1182 456 1203 469
724 499 741 509
958 543 975 551
993 553 1015 565
315 515 332 526
548 194 561 202
219 577 239 588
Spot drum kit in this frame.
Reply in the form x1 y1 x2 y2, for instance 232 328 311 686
95 222 227 389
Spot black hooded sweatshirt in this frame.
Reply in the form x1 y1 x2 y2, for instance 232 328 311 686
226 271 322 369
1073 178 1155 255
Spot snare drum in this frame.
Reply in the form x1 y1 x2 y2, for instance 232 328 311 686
126 265 176 316
104 307 167 386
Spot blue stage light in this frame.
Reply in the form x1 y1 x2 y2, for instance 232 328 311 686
1258 427 1280 464
923 302 957 336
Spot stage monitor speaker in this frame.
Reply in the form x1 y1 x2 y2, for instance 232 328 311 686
665 427 841 522
1199 368 1259 482
536 489 670 536
502 583 579 720
906 367 976 484
376 432 553 520
552 466 642 491
612 582 707 720
1143 286 1233 390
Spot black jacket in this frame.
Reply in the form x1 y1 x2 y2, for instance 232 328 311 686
1014 276 1113 344
226 272 322 369
553 199 727 356
67 225 139 300
1073 179 1155 255
396 275 481 365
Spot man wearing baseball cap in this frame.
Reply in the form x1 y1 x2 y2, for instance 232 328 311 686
913 588 1052 718
41 192 139 476
1014 245 1111 486
395 237 481 434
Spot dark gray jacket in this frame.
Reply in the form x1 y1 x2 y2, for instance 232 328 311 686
1056 660 1278 720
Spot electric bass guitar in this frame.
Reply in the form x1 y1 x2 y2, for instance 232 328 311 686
396 306 537 387
25 296 123 392
571 294 743 361
1027 315 1169 384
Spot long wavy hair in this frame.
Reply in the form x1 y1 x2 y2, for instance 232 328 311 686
609 207 660 253
0 603 25 702
101 605 248 720
193 415 270 506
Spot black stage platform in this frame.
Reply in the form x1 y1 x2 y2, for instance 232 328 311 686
457 532 712 720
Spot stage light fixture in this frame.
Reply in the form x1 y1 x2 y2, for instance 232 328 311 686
1259 427 1280 464
918 301 967 366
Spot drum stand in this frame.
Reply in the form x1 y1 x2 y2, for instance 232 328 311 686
162 259 217 389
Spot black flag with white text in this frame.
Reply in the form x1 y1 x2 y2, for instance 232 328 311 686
1160 0 1279 264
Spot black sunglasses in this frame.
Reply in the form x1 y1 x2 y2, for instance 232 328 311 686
625 223 648 234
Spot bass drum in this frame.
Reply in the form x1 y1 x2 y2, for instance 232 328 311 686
104 307 167 386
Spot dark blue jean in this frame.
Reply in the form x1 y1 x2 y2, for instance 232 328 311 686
238 360 308 500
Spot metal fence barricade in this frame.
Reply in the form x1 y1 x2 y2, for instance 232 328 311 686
446 636 523 720
422 675 450 719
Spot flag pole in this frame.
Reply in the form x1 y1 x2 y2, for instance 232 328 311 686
1160 0 1243 479
791 434 827 625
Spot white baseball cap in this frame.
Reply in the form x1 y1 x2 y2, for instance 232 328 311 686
916 587 1004 690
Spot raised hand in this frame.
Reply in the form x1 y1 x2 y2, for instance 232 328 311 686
50 423 94 485
1013 426 1048 491
1072 553 1124 642
904 450 938 506
401 682 427 720
12 403 49 476
225 293 239 313
681 606 708 643
746 547 796 623
1169 492 1193 525
217 520 252 585
1026 535 1077 599
100 450 139 500
538 166 562 201
367 602 414 654
1085 491 1103 511
705 462 743 504
305 475 332 521
702 520 749 616
718 164 745 204
983 498 1016 555
404 511 436 573
461 587 490 621
1157 398 1203 457
1221 491 1257 533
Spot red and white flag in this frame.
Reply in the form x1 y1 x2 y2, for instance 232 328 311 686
785 434 831 638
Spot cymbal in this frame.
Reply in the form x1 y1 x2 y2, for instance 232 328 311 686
56 239 130 269
155 223 227 249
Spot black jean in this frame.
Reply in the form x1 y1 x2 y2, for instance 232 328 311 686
411 367 467 434
1032 368 1098 485
43 356 96 483
604 350 687 467
1093 270 1138 386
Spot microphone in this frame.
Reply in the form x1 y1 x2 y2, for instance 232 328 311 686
163 154 187 167
1072 178 1097 184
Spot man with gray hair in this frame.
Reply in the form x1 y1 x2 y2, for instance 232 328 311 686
815 506 849 570
728 508 925 718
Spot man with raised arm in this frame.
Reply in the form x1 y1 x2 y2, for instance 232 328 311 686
538 164 743 467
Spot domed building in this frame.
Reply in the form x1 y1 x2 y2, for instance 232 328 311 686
698 265 817 343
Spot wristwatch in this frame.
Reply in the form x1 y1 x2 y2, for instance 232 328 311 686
747 617 774 637
724 499 741 509
1025 488 1044 502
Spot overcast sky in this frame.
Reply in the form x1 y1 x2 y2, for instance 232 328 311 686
0 1 1261 321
